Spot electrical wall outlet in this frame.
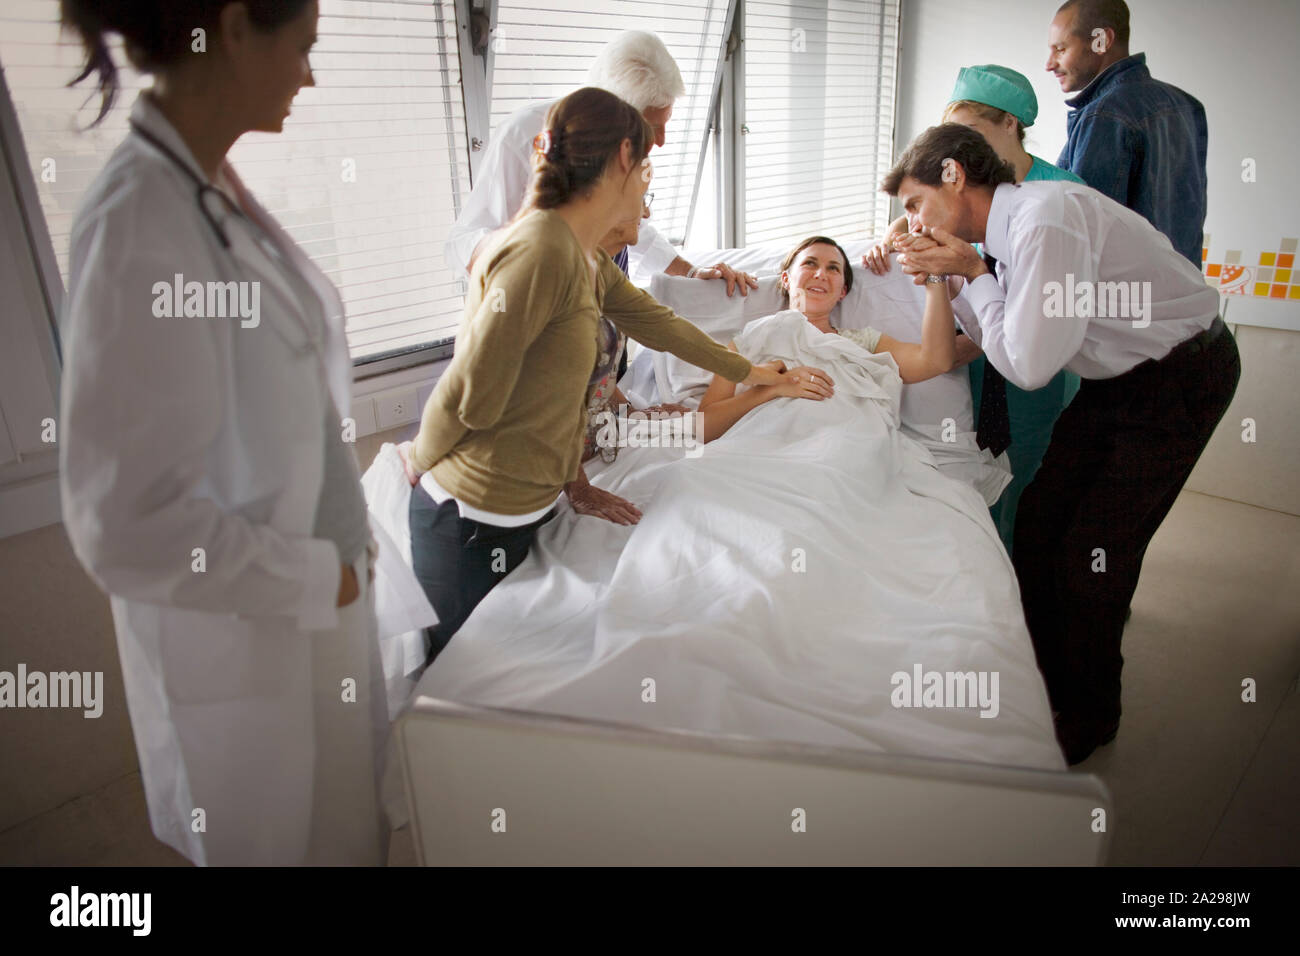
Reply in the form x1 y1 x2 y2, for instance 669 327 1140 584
373 387 420 430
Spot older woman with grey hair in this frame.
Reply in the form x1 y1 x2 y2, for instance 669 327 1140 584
445 29 758 296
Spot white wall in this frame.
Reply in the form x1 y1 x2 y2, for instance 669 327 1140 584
897 0 1071 173
895 0 1300 514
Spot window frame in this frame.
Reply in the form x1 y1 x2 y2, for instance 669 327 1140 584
0 66 66 535
717 0 901 248
0 0 904 414
0 1 480 384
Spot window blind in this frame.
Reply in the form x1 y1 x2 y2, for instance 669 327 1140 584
742 0 898 245
0 0 472 361
488 0 731 247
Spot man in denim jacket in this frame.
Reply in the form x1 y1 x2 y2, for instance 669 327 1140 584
1048 0 1208 266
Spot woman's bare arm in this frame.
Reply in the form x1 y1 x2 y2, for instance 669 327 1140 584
699 366 833 441
698 386 775 441
697 341 742 412
873 281 958 383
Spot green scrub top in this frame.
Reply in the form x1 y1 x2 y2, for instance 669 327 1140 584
1025 154 1085 184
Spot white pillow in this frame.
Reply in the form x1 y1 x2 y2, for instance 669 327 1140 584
647 273 783 405
837 268 977 436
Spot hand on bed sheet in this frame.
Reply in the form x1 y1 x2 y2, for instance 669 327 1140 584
565 468 642 525
689 261 760 297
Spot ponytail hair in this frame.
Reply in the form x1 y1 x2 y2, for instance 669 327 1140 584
526 87 652 211
60 0 312 125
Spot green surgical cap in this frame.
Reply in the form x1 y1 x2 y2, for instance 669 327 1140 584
949 65 1038 127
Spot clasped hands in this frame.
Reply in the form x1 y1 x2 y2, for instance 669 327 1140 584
864 227 988 288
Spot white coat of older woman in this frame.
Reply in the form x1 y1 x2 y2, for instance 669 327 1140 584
446 29 759 295
58 0 388 866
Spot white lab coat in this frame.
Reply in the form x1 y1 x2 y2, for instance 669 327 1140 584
59 95 388 865
444 98 679 279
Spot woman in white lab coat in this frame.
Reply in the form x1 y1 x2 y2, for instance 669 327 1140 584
58 0 388 865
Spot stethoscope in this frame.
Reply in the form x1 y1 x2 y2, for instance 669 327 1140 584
128 119 327 362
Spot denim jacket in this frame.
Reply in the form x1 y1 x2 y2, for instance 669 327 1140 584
1058 53 1208 266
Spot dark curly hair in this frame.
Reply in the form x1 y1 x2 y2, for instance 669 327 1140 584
881 123 1017 196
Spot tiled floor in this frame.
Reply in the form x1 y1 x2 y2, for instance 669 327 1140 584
1 490 1296 866
1070 491 1300 865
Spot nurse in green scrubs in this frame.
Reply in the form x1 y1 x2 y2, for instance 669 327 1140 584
865 65 1084 557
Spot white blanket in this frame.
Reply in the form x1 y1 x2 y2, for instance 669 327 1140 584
361 443 439 719
643 271 1012 506
415 313 1064 771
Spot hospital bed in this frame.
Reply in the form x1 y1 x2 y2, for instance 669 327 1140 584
396 699 1111 865
371 240 1113 865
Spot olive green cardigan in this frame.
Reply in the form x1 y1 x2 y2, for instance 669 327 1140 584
412 209 752 514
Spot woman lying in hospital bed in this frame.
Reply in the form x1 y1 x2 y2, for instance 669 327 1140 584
686 235 974 442
585 235 984 468
409 235 1066 772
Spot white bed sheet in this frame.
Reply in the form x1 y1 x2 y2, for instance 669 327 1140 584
415 312 1064 772
361 443 439 718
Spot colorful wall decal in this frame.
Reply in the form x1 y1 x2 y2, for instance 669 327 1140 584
1202 235 1299 300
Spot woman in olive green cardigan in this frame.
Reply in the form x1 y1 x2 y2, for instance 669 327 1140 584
399 87 815 661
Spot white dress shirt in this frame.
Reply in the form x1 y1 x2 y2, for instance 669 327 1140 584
960 181 1219 389
444 98 679 279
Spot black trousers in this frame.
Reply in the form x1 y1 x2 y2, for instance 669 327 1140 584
409 483 556 663
1012 318 1240 733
